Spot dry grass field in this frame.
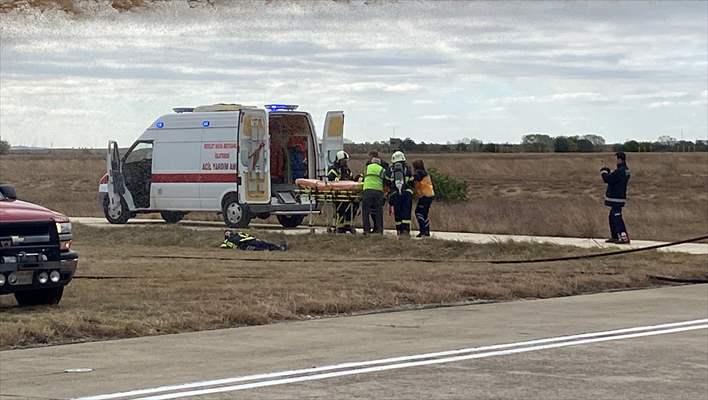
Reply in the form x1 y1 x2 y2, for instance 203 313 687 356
1 151 706 240
1 223 706 349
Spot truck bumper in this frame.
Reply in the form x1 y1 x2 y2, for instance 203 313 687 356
0 251 78 294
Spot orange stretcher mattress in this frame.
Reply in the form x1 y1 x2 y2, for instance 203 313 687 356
296 178 363 192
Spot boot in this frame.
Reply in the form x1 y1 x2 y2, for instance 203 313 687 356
616 233 630 244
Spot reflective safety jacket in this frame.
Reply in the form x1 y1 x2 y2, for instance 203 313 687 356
363 163 385 191
414 169 435 198
601 162 630 207
327 162 354 182
220 232 255 248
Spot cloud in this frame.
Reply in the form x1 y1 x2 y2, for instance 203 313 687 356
0 0 705 146
417 114 460 120
489 92 611 105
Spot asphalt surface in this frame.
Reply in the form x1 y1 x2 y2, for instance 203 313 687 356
1 284 706 400
72 217 708 255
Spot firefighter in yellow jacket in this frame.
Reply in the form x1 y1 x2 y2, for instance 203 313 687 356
412 160 435 237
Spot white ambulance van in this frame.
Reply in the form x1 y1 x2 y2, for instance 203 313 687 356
97 104 344 228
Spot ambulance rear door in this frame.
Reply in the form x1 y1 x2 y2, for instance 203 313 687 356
320 111 344 177
238 109 270 204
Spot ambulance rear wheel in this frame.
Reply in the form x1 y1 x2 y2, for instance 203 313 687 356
103 196 130 224
160 211 186 224
277 215 305 228
222 196 251 228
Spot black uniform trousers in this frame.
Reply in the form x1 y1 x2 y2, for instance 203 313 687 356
362 189 384 234
415 196 433 236
608 205 628 239
390 190 413 235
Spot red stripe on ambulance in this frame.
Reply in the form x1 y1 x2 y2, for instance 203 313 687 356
152 173 238 183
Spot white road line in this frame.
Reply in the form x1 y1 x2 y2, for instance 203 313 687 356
74 319 708 400
135 324 708 400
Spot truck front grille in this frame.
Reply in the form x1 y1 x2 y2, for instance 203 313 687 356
0 221 60 262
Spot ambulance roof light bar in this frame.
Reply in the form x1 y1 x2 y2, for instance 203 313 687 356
173 107 194 113
265 104 299 111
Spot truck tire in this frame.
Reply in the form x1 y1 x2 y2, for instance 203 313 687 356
277 215 305 228
14 287 64 306
222 195 251 228
103 196 130 224
160 211 186 224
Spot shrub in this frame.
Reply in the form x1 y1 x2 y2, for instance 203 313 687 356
0 139 9 155
429 168 468 201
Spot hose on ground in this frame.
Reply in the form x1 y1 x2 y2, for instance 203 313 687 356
73 234 708 279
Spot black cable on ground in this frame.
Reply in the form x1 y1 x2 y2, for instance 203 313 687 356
489 234 708 264
134 234 708 265
648 275 708 284
75 234 707 281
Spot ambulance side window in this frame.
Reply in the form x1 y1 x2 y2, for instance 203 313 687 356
124 142 153 165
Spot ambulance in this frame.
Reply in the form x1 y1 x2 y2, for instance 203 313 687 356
97 104 344 228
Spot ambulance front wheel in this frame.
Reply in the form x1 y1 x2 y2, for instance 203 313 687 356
277 215 305 228
103 196 130 224
222 196 251 228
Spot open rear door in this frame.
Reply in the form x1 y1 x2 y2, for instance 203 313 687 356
320 111 344 177
106 141 134 216
239 109 270 204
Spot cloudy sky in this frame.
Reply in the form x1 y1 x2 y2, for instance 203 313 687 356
0 0 706 148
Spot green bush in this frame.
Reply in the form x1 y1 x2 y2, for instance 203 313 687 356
0 139 9 155
428 168 468 201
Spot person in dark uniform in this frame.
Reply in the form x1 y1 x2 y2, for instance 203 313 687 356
221 231 287 251
386 151 415 237
327 150 358 233
601 152 631 244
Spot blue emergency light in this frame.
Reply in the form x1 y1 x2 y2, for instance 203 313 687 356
156 121 164 128
265 104 299 111
202 120 210 127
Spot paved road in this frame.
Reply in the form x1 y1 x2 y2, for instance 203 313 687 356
72 217 708 255
1 285 706 400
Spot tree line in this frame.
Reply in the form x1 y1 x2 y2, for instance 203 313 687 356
345 134 708 154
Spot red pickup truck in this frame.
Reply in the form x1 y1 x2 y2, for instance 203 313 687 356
0 184 78 305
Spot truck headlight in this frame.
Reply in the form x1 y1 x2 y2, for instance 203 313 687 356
56 222 72 234
0 274 5 286
50 270 61 283
37 272 49 284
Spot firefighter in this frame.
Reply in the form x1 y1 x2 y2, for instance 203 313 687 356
601 152 631 244
386 151 414 236
412 159 435 237
220 231 287 251
327 150 358 233
361 156 385 234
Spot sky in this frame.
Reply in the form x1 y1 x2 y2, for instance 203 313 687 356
0 0 706 148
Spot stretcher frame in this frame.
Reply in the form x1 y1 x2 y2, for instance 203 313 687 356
296 188 362 233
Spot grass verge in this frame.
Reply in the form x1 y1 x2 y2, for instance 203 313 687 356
0 224 706 349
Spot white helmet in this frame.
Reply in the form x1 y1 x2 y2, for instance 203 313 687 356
391 151 406 163
336 150 349 161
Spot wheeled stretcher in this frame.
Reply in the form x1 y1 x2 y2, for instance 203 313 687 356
295 179 363 233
